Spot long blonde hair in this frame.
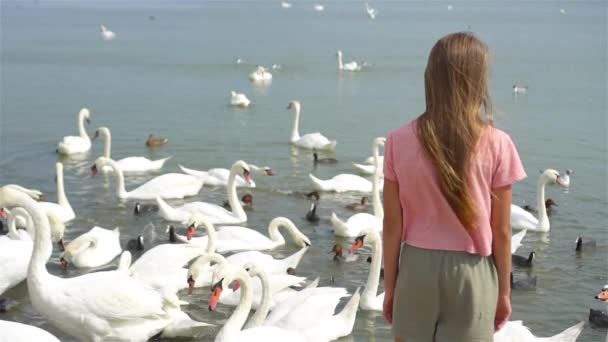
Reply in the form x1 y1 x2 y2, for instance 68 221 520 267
417 32 493 232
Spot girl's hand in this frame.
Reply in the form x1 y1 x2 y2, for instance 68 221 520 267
383 291 395 324
494 294 511 331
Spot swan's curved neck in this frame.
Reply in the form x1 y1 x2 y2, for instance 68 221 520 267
291 106 301 142
217 269 252 341
0 188 52 281
268 219 298 246
7 207 35 239
337 53 344 70
78 112 89 140
56 165 71 209
365 237 382 298
244 269 271 329
227 165 246 221
101 129 112 159
371 143 383 219
103 159 128 198
536 178 549 229
202 222 217 253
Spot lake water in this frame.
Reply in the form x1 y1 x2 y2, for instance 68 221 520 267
0 0 606 341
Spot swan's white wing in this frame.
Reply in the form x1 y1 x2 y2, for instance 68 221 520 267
55 271 166 321
61 135 86 145
178 202 241 224
331 174 372 192
296 133 334 149
0 320 61 342
346 213 381 230
131 173 202 199
511 205 538 230
234 326 307 342
0 240 32 294
131 243 203 272
216 226 269 244
511 229 527 254
116 157 157 172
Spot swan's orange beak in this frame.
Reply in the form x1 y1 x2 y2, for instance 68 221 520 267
208 279 223 311
90 165 98 177
186 224 195 241
243 170 252 184
187 275 195 294
595 289 608 301
349 235 366 253
0 208 7 219
59 257 68 270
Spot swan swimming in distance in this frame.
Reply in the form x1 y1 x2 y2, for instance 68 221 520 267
230 91 251 107
100 25 116 41
337 50 363 72
513 84 528 94
281 1 291 8
365 2 377 19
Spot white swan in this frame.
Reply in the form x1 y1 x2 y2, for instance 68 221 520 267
242 262 361 342
57 108 92 155
337 50 363 72
207 259 308 342
3 184 46 201
281 1 291 8
230 91 251 107
330 138 385 237
94 127 171 173
0 320 61 342
60 226 122 269
349 227 384 311
494 321 584 342
287 100 336 151
156 160 253 224
365 2 378 19
353 155 384 175
513 85 528 94
185 216 310 289
249 65 272 83
178 163 275 188
185 215 311 252
313 4 324 11
93 157 204 200
0 186 212 341
0 208 34 295
100 25 116 41
37 162 75 223
511 169 567 232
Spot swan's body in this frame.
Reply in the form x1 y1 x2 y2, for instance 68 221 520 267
309 173 378 193
511 229 527 254
207 258 308 342
157 160 253 224
36 163 75 223
513 85 528 94
350 227 384 311
179 164 256 188
93 157 204 200
511 169 567 232
57 108 91 155
249 66 272 83
230 91 251 107
494 321 584 342
100 25 116 41
95 127 171 173
365 2 377 19
243 262 361 341
186 216 311 252
0 208 34 295
353 155 384 175
61 226 122 269
337 50 363 72
0 186 211 341
287 101 336 151
0 320 61 342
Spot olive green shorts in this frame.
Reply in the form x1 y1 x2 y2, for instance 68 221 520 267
392 244 498 342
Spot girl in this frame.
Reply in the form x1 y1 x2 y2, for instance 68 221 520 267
382 32 526 341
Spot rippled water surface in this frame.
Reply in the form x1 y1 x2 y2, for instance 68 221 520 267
1 1 607 341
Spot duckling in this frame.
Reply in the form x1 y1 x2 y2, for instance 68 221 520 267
523 198 557 214
512 251 535 268
510 272 537 290
346 196 369 211
575 236 597 252
222 193 254 211
305 202 320 223
126 235 144 252
145 134 168 147
133 202 158 215
313 151 338 165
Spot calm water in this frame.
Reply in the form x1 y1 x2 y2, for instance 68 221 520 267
1 0 607 341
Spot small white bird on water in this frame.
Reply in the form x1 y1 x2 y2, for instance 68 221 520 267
281 1 291 8
513 85 528 94
313 4 324 11
365 2 378 19
447 4 453 10
100 25 116 41
230 91 251 108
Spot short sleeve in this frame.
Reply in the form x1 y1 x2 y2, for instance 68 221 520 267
384 131 397 181
492 132 527 189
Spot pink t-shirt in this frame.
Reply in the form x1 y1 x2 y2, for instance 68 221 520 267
384 119 527 256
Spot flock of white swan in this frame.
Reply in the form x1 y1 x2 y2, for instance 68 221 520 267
0 3 594 342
